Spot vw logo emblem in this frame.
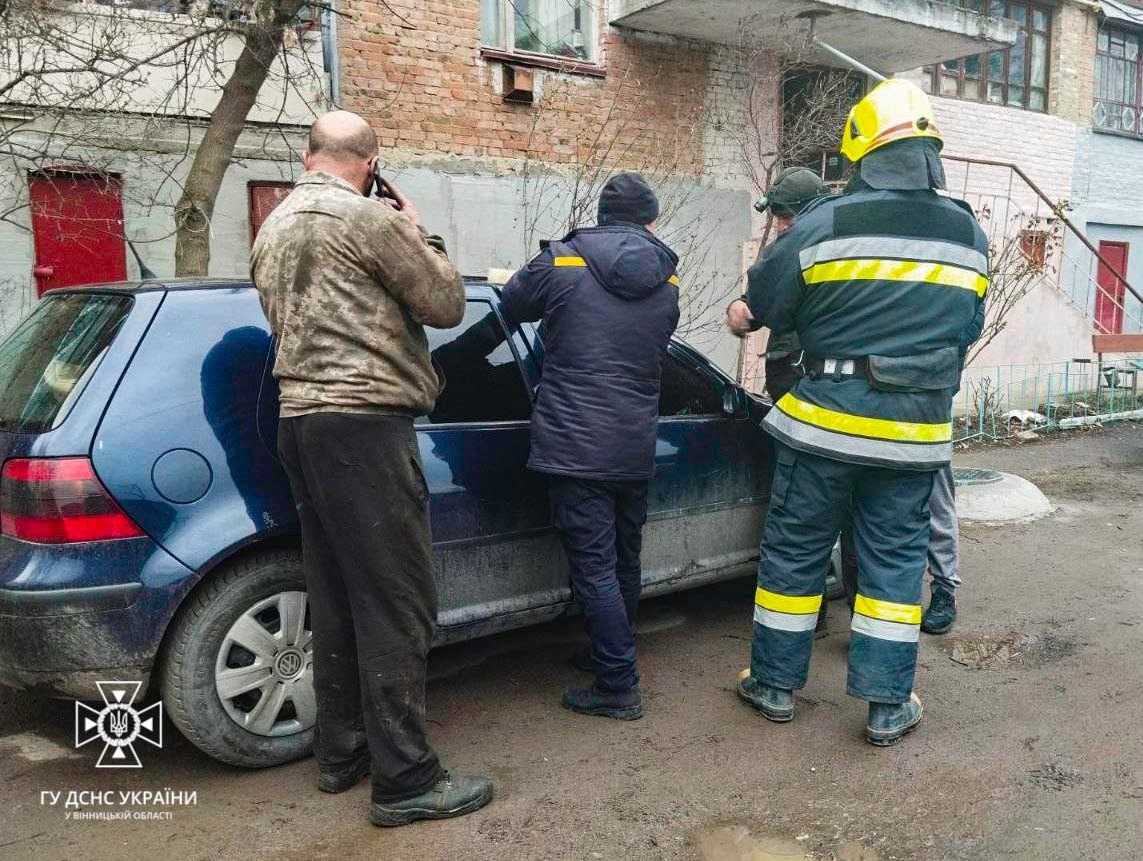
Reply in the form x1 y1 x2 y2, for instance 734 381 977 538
276 650 304 679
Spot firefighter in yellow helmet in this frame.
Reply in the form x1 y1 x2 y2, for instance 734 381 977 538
736 79 988 745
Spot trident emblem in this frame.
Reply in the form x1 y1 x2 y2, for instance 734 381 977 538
75 681 163 769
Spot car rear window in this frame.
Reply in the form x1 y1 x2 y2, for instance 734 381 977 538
0 292 132 433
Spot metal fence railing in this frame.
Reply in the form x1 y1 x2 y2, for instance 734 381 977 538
955 357 1143 442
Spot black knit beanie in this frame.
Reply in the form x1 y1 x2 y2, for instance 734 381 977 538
598 172 660 227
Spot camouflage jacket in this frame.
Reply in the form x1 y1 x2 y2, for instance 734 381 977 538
251 171 465 418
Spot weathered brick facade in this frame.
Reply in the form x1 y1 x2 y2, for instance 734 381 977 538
338 0 754 180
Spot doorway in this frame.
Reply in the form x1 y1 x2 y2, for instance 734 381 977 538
1095 240 1129 335
28 171 127 295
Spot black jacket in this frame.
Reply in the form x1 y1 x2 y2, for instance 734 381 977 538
500 225 681 481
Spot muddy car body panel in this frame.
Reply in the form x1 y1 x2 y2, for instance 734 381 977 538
0 279 770 703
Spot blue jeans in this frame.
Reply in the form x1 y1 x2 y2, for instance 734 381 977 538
548 476 649 692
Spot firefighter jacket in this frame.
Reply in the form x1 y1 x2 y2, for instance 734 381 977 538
500 225 681 481
745 186 988 471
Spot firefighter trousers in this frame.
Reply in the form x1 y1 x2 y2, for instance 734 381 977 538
752 442 936 703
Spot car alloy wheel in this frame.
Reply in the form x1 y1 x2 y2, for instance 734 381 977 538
213 590 316 737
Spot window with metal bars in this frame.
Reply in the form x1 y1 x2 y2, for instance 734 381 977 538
1094 24 1143 137
926 0 1051 112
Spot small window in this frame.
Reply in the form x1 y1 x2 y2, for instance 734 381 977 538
423 301 532 425
925 1 1050 112
1094 24 1143 137
659 355 724 417
481 0 597 62
0 293 132 433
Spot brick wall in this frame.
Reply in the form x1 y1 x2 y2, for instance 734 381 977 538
339 0 749 180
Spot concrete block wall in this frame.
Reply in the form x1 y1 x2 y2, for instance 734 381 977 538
935 96 1078 202
1070 129 1143 332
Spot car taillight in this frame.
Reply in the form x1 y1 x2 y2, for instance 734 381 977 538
0 458 145 544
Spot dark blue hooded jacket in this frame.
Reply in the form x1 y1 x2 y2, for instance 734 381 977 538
500 225 681 481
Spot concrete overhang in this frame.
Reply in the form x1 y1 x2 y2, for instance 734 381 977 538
609 0 1019 74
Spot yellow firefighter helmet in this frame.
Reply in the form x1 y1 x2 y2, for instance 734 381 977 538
840 78 943 163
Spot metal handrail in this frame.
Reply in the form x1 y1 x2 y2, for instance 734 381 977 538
943 153 1143 308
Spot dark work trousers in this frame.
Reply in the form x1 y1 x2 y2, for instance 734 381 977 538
277 413 446 804
752 442 935 703
839 462 959 608
763 357 828 631
548 476 649 693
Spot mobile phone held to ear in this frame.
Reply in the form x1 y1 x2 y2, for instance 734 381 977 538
370 165 402 210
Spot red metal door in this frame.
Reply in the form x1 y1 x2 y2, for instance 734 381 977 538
28 171 127 295
248 181 294 244
1095 240 1129 335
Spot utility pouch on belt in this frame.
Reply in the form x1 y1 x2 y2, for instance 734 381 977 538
866 346 961 393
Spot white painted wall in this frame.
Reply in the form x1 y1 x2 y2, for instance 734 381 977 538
1 4 326 123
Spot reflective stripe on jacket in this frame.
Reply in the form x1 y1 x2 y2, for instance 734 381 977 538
500 225 681 481
745 188 988 470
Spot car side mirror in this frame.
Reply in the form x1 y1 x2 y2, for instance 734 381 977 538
722 383 748 417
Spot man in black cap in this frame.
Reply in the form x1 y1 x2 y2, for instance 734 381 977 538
500 172 681 720
726 166 829 400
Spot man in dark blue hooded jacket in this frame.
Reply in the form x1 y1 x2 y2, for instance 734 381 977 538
500 172 681 720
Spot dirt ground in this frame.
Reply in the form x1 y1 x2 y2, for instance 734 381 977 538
1 424 1141 861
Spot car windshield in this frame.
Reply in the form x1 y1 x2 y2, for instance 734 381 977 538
0 292 132 433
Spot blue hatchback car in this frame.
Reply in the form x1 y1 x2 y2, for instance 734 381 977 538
0 278 803 767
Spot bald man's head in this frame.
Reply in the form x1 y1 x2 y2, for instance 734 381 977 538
303 110 380 195
307 110 378 162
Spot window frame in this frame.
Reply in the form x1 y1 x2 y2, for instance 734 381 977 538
658 345 732 421
417 298 535 428
480 0 603 74
929 0 1052 113
1093 23 1143 139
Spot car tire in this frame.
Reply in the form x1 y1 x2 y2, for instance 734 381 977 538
160 549 315 768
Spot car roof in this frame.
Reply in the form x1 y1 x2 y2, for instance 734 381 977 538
51 277 500 300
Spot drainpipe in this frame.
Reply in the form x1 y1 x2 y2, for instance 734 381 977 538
812 37 887 83
322 0 341 106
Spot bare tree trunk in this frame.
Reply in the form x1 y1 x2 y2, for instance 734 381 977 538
174 2 304 276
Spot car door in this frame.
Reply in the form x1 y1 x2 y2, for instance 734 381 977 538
419 296 568 637
640 343 769 596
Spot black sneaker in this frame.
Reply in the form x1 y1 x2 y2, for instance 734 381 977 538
921 587 957 635
561 685 643 720
318 751 371 794
370 773 494 827
866 693 924 747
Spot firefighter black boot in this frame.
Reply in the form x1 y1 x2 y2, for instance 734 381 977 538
866 693 924 746
736 673 795 723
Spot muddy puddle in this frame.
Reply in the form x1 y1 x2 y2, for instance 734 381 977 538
696 826 881 861
942 630 1080 670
